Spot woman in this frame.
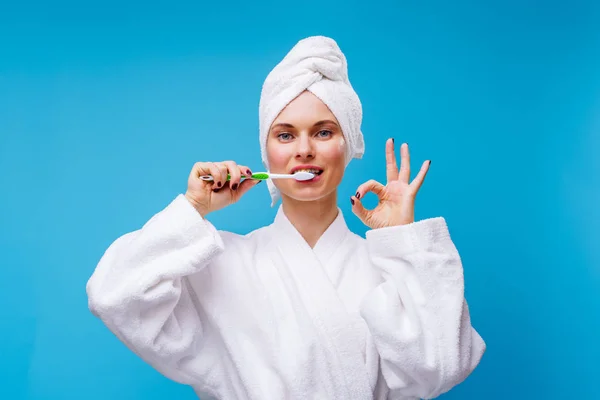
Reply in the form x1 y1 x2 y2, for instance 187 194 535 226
87 36 485 400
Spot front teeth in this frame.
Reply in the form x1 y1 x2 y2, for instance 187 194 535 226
296 169 321 174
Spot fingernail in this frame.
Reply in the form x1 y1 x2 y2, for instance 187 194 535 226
355 192 360 199
232 183 238 190
429 160 432 165
391 138 394 144
246 169 252 175
350 197 354 205
213 188 219 192
217 181 222 187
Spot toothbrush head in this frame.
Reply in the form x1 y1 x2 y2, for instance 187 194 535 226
292 171 316 181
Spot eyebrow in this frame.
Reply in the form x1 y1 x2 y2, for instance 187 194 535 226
271 120 339 130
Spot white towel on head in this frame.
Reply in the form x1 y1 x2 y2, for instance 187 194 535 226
258 36 365 207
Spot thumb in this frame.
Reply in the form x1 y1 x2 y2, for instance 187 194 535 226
350 194 370 225
235 178 262 199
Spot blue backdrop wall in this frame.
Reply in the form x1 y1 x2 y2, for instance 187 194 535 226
1 1 599 399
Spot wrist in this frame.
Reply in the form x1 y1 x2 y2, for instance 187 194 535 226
184 193 208 218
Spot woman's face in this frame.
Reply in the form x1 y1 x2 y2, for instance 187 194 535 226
266 91 347 203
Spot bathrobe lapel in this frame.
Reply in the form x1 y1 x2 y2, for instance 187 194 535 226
270 206 373 399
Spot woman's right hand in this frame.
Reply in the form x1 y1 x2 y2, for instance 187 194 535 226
184 161 260 218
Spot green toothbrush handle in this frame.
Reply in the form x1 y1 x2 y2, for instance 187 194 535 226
200 173 269 182
240 173 270 180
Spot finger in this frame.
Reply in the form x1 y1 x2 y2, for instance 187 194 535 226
355 179 385 200
399 143 410 183
190 162 210 180
215 162 231 187
410 160 431 192
209 162 226 189
190 162 218 186
235 178 261 200
385 138 399 183
223 160 241 191
238 165 253 178
350 193 371 226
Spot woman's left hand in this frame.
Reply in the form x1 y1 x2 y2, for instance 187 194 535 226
351 139 431 229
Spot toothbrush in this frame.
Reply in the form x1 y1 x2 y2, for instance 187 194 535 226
199 171 315 182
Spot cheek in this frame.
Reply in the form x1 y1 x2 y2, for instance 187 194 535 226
322 138 347 167
266 143 292 170
337 137 347 162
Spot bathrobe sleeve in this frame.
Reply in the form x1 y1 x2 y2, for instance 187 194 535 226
360 217 485 399
86 194 224 384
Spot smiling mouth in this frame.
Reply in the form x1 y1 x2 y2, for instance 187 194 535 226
292 168 324 176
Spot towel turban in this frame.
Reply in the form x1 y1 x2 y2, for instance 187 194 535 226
258 36 365 206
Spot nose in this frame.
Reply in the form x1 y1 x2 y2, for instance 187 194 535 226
294 134 315 160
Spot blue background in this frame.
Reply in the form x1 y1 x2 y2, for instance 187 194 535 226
1 0 599 399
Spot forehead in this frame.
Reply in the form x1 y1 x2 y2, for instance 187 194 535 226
273 91 337 125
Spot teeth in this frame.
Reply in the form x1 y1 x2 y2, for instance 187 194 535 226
296 169 321 174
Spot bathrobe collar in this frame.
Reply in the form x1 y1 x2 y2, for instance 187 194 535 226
272 205 350 263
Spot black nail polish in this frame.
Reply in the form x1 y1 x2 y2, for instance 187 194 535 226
247 169 252 175
350 198 354 205
356 192 360 199
429 160 432 165
392 138 394 144
217 181 222 187
232 183 238 190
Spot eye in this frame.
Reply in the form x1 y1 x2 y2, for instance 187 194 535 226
317 130 332 138
277 132 293 141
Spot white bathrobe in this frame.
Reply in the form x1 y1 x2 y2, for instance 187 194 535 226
86 195 485 400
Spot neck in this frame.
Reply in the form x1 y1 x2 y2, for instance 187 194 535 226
280 191 339 248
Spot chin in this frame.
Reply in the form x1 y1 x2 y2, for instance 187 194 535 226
282 186 338 203
276 173 343 202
